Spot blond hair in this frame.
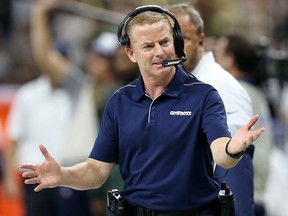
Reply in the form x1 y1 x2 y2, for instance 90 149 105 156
126 11 173 45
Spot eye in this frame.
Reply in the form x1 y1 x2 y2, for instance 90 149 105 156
143 44 153 50
184 35 191 41
160 39 170 47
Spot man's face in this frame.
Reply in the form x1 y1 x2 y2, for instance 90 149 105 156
86 52 112 79
214 37 232 71
174 13 203 71
125 21 176 78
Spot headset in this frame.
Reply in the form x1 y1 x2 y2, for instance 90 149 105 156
117 5 187 67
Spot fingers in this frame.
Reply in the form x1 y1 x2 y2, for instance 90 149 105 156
20 164 37 170
22 171 38 179
21 169 48 192
24 177 40 185
35 184 46 192
252 127 265 141
245 114 259 130
39 144 53 161
23 177 46 192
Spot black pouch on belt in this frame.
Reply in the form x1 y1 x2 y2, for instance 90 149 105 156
107 189 128 216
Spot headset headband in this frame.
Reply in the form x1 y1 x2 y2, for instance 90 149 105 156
117 5 185 58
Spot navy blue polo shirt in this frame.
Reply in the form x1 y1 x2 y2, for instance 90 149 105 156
89 65 231 211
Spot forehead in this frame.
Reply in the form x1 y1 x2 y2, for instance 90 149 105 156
176 14 195 29
131 20 171 34
130 21 172 43
126 11 171 34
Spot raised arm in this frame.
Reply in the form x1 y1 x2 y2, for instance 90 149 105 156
31 0 71 86
211 114 265 169
20 145 114 192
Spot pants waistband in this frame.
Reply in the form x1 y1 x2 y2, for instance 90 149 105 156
127 201 218 216
129 206 198 216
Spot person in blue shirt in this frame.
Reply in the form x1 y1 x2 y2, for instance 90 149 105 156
20 5 264 216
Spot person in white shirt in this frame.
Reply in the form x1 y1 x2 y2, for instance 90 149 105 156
215 34 274 216
169 3 255 216
5 76 73 216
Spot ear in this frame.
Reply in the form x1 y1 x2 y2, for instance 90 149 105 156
125 47 137 63
198 33 205 47
224 53 234 69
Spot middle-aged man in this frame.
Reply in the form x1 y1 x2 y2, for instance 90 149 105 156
20 5 264 216
169 3 256 216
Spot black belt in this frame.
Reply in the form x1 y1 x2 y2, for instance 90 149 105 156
127 200 218 216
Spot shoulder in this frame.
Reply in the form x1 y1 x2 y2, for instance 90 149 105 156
14 77 50 102
104 81 138 107
112 81 137 97
19 76 49 91
195 53 248 93
182 70 218 96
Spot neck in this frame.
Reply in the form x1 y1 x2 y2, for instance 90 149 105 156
143 67 176 100
95 73 116 87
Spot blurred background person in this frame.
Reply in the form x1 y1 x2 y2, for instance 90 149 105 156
113 45 139 85
214 34 274 216
1 1 40 215
5 70 73 216
169 3 256 215
0 71 23 216
25 1 125 216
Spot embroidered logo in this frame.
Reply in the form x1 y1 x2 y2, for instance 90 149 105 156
170 111 192 116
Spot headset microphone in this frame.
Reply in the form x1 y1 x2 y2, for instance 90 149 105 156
162 52 187 67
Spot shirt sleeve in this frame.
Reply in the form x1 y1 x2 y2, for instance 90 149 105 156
89 94 119 163
201 89 231 144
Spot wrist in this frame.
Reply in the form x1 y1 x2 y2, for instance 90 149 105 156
225 138 245 159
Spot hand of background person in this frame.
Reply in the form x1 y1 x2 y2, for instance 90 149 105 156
20 144 62 192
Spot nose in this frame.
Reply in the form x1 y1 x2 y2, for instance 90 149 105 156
154 43 165 57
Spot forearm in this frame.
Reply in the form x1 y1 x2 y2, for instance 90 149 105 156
31 4 51 64
4 140 17 180
211 137 242 169
3 140 21 197
31 2 70 86
60 159 112 190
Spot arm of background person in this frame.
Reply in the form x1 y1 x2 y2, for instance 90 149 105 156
211 114 265 169
31 0 71 87
3 140 22 198
20 145 114 192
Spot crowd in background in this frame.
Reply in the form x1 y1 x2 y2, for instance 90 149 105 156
0 0 287 216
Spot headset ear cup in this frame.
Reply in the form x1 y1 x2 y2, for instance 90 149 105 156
119 34 130 46
173 27 185 58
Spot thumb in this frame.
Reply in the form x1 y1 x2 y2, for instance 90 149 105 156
39 144 54 161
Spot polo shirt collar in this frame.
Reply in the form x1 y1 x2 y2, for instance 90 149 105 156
133 65 188 101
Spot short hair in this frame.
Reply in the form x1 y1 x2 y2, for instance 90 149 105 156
126 11 173 45
224 34 258 73
168 3 204 36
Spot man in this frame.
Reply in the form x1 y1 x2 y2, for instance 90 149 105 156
215 34 273 216
168 3 256 216
20 5 264 215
